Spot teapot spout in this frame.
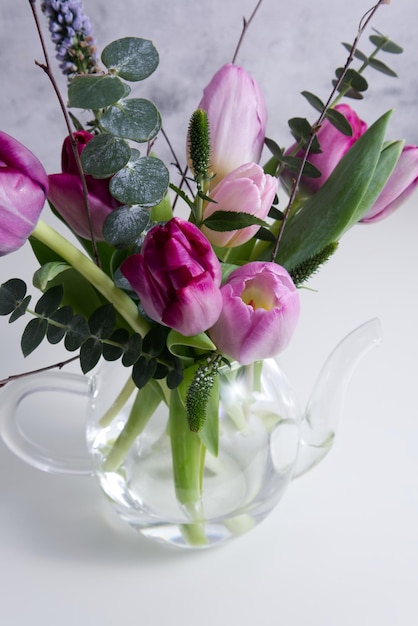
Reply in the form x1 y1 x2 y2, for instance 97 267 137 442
293 318 382 478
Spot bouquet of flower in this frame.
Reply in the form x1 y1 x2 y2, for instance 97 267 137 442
0 0 417 545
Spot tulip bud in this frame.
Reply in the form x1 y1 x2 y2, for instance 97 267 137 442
360 145 418 223
201 163 278 248
208 262 300 365
121 217 223 337
197 63 267 185
47 130 119 240
283 104 367 196
0 131 48 256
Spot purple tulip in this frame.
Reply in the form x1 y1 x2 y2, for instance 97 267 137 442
208 262 300 365
283 104 367 196
197 63 267 184
360 145 418 223
47 130 119 240
121 217 223 336
202 163 278 248
0 131 48 256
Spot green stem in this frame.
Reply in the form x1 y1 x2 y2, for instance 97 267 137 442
169 387 207 546
99 376 137 428
102 380 162 472
32 220 150 336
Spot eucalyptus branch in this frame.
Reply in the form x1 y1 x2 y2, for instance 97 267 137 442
28 0 101 267
271 0 389 262
231 0 264 64
0 355 80 389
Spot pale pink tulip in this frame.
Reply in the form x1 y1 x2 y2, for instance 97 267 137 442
202 163 278 248
197 63 267 184
361 145 418 223
209 262 300 364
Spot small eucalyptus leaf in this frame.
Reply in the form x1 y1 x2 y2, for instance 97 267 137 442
101 37 159 81
122 333 143 366
368 58 398 77
0 278 27 315
102 328 130 361
288 117 313 143
325 108 353 136
68 74 127 109
21 318 47 357
64 314 90 351
109 156 169 206
81 134 131 178
88 304 116 339
35 285 64 317
103 204 151 248
132 356 158 389
143 325 169 357
370 33 403 54
101 98 161 142
301 90 324 113
47 306 73 344
341 42 368 62
9 295 32 323
80 338 102 373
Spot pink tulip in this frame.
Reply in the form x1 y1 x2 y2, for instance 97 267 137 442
121 217 223 336
283 104 367 195
360 145 418 223
202 163 278 248
197 63 267 184
208 262 300 365
47 130 119 240
0 131 48 256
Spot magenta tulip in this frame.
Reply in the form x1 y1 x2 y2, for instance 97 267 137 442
47 130 119 240
360 145 418 223
197 63 267 185
208 262 300 365
201 163 278 248
283 104 367 196
0 131 48 256
121 217 223 336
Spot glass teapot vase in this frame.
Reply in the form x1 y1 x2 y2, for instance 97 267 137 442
0 318 381 549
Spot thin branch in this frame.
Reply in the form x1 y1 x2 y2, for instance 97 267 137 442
28 0 101 268
161 127 194 210
0 355 80 389
271 0 388 262
231 0 264 64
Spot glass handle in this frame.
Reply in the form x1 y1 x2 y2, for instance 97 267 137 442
0 371 93 475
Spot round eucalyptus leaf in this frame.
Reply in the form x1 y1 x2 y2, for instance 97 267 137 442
0 278 27 315
81 134 132 178
101 37 159 81
109 156 169 206
101 98 161 142
68 74 127 109
103 205 150 248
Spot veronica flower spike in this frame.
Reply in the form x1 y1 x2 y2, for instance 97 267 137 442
41 0 99 78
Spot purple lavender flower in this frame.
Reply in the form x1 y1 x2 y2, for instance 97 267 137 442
41 0 100 79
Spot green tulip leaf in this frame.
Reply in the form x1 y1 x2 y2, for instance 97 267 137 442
68 74 127 109
101 98 161 142
272 110 396 271
202 211 267 232
81 134 132 178
109 156 169 206
101 37 159 81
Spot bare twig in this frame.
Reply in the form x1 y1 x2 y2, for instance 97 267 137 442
28 0 101 267
271 0 389 262
0 355 80 388
232 0 264 64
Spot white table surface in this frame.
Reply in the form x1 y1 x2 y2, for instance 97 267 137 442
1 1 417 624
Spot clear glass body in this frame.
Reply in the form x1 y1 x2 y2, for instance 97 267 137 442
86 359 301 549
